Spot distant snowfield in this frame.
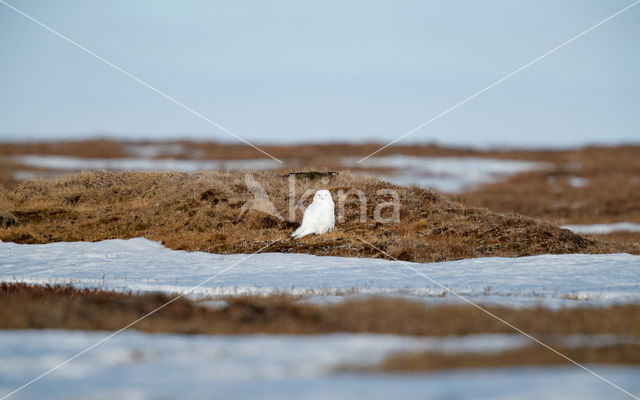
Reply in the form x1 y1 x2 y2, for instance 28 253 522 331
562 222 640 234
346 155 549 192
13 155 280 173
1 330 639 400
1 238 639 308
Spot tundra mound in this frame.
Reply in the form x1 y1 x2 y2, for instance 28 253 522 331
0 170 629 262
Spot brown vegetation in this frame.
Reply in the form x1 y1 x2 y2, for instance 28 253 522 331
3 283 640 338
0 139 473 187
0 170 632 262
459 145 640 226
351 344 640 372
0 138 531 163
600 232 640 247
2 140 637 250
0 139 132 159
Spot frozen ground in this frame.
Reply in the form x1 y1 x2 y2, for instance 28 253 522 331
1 330 639 400
562 223 640 234
1 238 639 308
346 155 549 192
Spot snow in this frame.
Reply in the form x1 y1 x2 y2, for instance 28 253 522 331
125 144 185 158
2 239 640 399
11 171 40 181
343 156 549 192
568 176 589 188
1 330 639 400
197 299 230 310
1 238 639 308
562 223 640 234
12 155 279 175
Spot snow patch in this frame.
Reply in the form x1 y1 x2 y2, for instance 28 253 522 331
197 299 229 310
344 156 549 192
562 223 640 234
13 155 279 175
568 176 588 188
1 330 639 400
1 238 639 308
125 144 185 158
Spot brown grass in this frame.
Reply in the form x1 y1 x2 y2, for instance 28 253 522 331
600 232 640 247
0 139 132 159
2 140 638 250
350 344 640 372
3 283 640 337
0 170 632 262
459 146 640 225
0 140 478 189
0 139 520 162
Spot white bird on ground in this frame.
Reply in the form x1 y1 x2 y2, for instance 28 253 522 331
291 189 335 239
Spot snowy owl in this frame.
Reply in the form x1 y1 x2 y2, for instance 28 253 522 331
291 189 335 239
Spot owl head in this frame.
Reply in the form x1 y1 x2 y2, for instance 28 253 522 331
314 189 333 202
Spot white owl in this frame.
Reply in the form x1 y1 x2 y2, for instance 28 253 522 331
291 189 335 239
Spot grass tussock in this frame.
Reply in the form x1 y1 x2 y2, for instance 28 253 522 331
0 170 630 261
3 283 640 337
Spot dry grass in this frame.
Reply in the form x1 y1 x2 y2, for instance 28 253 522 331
0 139 501 162
349 344 640 372
0 140 475 189
2 140 638 250
2 142 637 372
0 139 132 159
600 232 640 247
3 283 640 337
459 145 640 226
5 284 640 370
0 170 631 262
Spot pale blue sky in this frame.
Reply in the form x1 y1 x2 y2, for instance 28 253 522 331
0 0 638 147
